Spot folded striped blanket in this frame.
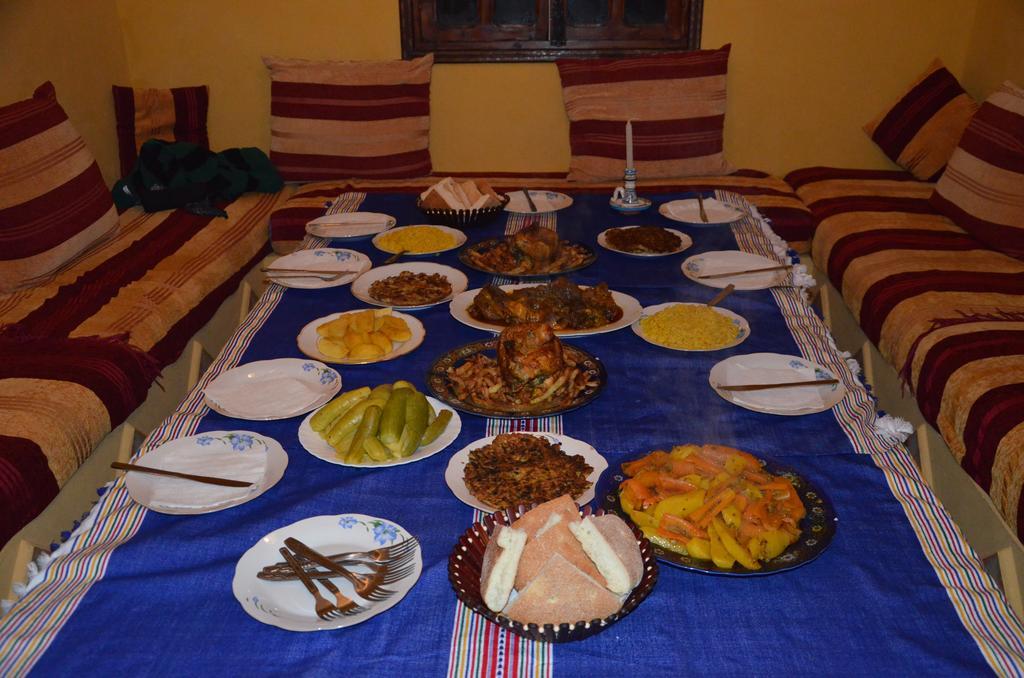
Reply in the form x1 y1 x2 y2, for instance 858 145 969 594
269 170 813 254
0 190 290 546
789 166 1024 539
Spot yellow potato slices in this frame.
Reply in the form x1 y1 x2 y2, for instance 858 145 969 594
315 309 410 362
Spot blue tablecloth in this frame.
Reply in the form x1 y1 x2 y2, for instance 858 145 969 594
2 192 1023 677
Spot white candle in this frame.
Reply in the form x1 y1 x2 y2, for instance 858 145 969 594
625 120 634 169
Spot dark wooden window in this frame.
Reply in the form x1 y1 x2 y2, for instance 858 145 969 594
400 0 703 63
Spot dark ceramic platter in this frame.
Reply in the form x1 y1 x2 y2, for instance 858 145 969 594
457 239 597 278
448 503 658 643
598 458 838 576
426 338 606 419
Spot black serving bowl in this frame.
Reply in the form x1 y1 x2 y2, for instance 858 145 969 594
447 502 659 643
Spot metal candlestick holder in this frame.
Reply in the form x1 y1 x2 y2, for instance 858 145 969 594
610 167 652 213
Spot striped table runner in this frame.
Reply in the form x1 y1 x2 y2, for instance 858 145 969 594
446 210 558 678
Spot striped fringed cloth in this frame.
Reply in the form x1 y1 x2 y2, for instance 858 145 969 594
0 189 290 547
791 166 1024 538
268 170 813 254
0 333 160 546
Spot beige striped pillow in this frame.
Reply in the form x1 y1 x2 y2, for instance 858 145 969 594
931 81 1024 261
556 46 732 182
263 54 433 181
864 59 978 182
0 83 118 292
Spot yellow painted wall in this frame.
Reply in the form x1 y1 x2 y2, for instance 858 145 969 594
962 0 1024 100
1 0 129 184
116 0 978 176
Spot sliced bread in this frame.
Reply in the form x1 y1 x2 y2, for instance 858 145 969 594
479 524 528 612
568 514 643 595
504 552 622 626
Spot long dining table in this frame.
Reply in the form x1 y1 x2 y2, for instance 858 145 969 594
2 189 1024 677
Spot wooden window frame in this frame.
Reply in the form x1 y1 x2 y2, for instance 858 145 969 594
400 0 704 63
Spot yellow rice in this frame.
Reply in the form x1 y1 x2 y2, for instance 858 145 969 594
377 226 456 253
640 304 738 349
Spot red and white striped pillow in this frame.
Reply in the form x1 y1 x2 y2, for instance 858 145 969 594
0 82 118 292
263 54 433 181
556 46 732 182
863 59 978 182
930 81 1024 261
112 85 210 178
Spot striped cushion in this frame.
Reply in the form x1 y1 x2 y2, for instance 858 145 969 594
801 167 1024 539
863 59 978 181
0 82 118 293
931 81 1024 261
556 46 732 182
263 54 433 181
112 85 209 178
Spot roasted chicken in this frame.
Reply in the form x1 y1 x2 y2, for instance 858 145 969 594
497 323 565 387
470 278 623 331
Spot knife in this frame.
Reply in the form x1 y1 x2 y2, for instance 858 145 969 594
522 188 538 213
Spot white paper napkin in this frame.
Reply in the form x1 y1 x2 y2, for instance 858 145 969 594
206 377 321 418
722 364 826 411
141 435 268 510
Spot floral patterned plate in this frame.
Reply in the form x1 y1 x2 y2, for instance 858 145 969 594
297 396 462 468
632 302 750 352
204 359 341 420
709 353 846 416
125 431 288 515
233 514 422 632
265 248 372 289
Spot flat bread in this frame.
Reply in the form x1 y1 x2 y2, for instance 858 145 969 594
569 514 643 595
480 524 528 612
511 495 580 537
504 552 622 626
514 512 602 590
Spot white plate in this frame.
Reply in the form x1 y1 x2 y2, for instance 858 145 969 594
125 431 287 515
709 353 846 416
444 432 608 511
306 212 397 239
631 302 750 352
266 249 372 289
232 514 421 632
659 198 745 225
204 359 341 420
682 251 790 290
597 226 693 257
449 284 643 337
371 225 467 256
297 310 425 365
504 190 573 214
298 396 462 467
351 262 469 310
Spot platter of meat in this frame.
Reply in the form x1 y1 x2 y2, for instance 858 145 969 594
458 224 595 277
426 323 606 418
597 226 692 257
449 278 642 338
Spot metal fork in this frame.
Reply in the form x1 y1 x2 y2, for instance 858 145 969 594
268 538 418 568
279 547 347 621
258 547 417 582
314 575 366 616
284 537 399 602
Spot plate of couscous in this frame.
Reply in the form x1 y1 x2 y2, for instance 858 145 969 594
372 224 467 256
632 302 749 351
